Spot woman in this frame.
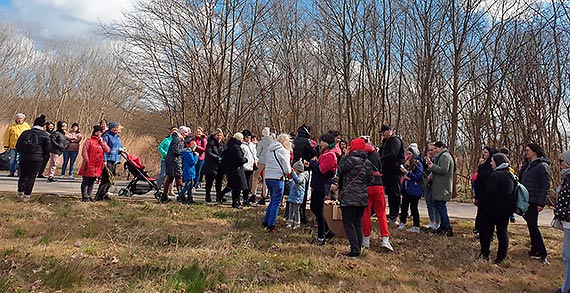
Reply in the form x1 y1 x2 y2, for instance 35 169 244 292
192 127 208 189
519 143 550 264
223 132 248 208
555 150 570 293
338 138 374 257
309 132 338 245
478 153 515 263
161 126 190 203
78 126 110 202
47 121 69 182
263 133 292 232
252 127 273 204
203 129 225 203
473 147 498 235
61 122 83 179
38 121 55 178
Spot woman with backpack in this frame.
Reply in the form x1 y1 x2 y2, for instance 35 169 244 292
47 121 69 182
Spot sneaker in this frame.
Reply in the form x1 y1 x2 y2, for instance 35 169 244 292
81 197 93 202
325 231 335 240
362 236 370 248
407 226 420 233
423 223 433 229
389 218 399 227
381 236 394 252
262 222 268 228
22 195 31 202
286 223 292 228
540 257 549 265
58 175 66 179
528 251 542 259
435 227 453 237
47 176 57 183
68 175 74 180
312 238 325 246
397 223 406 230
509 214 516 223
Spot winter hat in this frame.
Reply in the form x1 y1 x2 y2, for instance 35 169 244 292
178 126 190 135
320 133 336 145
186 140 197 150
292 160 304 172
242 129 252 137
92 125 103 135
380 124 391 132
409 143 418 149
562 150 570 165
350 138 366 151
33 115 46 126
108 122 118 130
15 113 25 119
262 127 270 137
408 146 421 158
233 132 244 141
492 153 509 166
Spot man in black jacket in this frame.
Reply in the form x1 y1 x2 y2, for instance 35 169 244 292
293 124 317 224
15 115 50 201
380 124 405 226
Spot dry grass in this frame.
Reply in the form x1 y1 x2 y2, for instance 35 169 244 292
0 191 564 292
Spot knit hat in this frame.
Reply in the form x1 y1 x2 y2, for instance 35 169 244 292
15 113 25 119
562 150 570 165
292 159 304 172
178 126 190 135
92 125 103 135
186 140 197 150
233 132 244 141
108 122 118 130
409 143 418 149
492 153 509 166
262 127 270 137
408 146 421 158
320 133 336 145
33 115 46 126
350 138 366 151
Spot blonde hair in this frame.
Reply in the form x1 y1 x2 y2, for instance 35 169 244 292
276 133 292 151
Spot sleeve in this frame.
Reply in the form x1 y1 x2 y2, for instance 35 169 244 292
338 156 350 175
279 149 291 174
158 138 170 158
430 154 452 175
82 140 90 163
76 133 83 143
3 127 10 148
555 183 570 215
101 140 110 153
42 134 51 160
408 161 424 181
195 138 207 154
537 163 551 206
103 134 111 162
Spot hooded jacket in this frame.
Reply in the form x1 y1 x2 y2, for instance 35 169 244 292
364 143 383 186
338 150 374 207
241 141 258 171
16 126 50 162
309 148 337 194
203 135 225 176
402 156 424 197
480 164 516 217
288 171 309 204
78 135 110 178
192 135 208 160
158 135 173 162
380 134 405 175
256 135 273 165
293 126 317 162
555 172 570 223
223 137 248 190
182 149 199 182
519 157 550 206
264 141 292 180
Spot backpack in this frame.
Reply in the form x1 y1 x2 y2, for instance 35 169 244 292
17 131 39 154
508 172 530 215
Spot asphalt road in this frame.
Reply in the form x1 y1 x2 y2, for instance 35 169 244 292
0 173 555 227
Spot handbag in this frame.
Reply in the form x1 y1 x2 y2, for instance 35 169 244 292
552 216 564 231
332 202 343 220
0 150 11 170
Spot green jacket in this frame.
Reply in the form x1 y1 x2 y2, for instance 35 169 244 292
158 136 173 162
431 149 454 201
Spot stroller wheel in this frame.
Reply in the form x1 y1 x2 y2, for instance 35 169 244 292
118 188 132 197
154 191 162 201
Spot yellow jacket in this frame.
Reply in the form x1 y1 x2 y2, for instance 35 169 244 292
3 122 31 149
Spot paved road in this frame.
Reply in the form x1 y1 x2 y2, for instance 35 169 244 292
0 174 555 227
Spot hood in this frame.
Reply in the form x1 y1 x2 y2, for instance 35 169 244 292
364 143 376 154
349 150 368 160
227 137 241 147
296 125 310 138
268 141 284 152
494 163 510 171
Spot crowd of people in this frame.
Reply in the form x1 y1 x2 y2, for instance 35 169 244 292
4 113 570 291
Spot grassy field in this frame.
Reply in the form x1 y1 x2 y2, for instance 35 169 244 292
0 191 564 292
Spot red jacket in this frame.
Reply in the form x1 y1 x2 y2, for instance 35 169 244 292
192 135 208 160
79 135 110 178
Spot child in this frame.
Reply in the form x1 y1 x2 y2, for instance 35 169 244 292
398 146 424 232
287 159 309 229
179 141 199 204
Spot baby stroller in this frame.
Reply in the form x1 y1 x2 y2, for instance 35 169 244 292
118 150 162 199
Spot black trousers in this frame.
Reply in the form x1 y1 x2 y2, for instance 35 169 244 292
18 160 43 195
384 173 402 220
95 162 116 199
525 203 548 257
205 173 224 201
38 157 49 177
310 190 329 239
400 194 420 227
300 179 310 224
479 209 510 261
243 170 253 201
81 177 97 198
341 206 365 255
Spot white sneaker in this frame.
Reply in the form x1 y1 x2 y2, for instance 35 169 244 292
381 236 394 252
286 223 292 228
68 175 74 180
423 222 433 229
22 195 31 202
362 236 370 248
397 223 406 230
431 222 440 230
407 226 420 233
58 175 66 179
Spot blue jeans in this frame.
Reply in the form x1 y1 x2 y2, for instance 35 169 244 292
193 160 204 188
61 150 79 176
432 200 451 229
562 228 570 292
179 179 194 201
157 160 167 188
9 149 19 176
263 179 285 228
424 188 440 223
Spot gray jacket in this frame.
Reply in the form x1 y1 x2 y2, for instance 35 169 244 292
519 157 550 206
256 136 273 165
338 150 374 207
431 149 454 201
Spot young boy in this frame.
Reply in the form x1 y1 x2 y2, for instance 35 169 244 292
287 160 309 228
180 141 199 204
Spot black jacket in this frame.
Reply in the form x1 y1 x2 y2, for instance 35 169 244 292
380 135 405 175
202 135 225 176
16 127 50 162
165 133 184 177
293 127 317 162
519 157 550 206
338 150 374 207
50 131 69 155
223 138 248 190
480 168 515 217
474 160 493 201
555 173 570 222
366 144 383 186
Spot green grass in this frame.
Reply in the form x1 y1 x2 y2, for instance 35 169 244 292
43 261 84 290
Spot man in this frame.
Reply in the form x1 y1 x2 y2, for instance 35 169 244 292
240 129 257 206
379 124 405 226
157 126 178 189
3 113 31 177
15 115 50 201
292 124 318 224
423 142 440 229
94 122 124 201
426 141 455 237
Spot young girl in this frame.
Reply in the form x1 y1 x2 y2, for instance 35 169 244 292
287 160 309 229
179 141 199 204
398 146 424 232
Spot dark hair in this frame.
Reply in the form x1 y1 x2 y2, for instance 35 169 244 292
434 141 447 149
100 119 107 125
169 126 177 131
492 153 509 166
56 120 67 134
242 129 252 137
499 147 509 156
483 146 498 163
328 130 341 137
526 143 545 158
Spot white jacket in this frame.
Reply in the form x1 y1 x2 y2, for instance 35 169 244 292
241 142 258 171
264 141 292 180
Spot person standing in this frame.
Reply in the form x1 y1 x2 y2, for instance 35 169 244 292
263 133 292 232
3 113 31 177
555 150 570 293
379 124 405 226
192 127 208 189
161 126 190 203
426 141 455 237
422 143 440 229
473 146 498 235
293 124 318 224
287 160 309 229
179 141 199 204
94 122 124 201
223 132 248 208
520 143 550 264
61 122 82 179
78 126 110 202
47 121 69 182
240 129 258 206
157 127 178 189
15 115 50 201
398 146 424 233
37 122 55 178
203 128 225 203
252 127 272 204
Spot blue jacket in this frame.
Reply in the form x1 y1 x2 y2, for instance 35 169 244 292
402 159 424 197
288 171 309 204
182 150 199 182
102 131 123 163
